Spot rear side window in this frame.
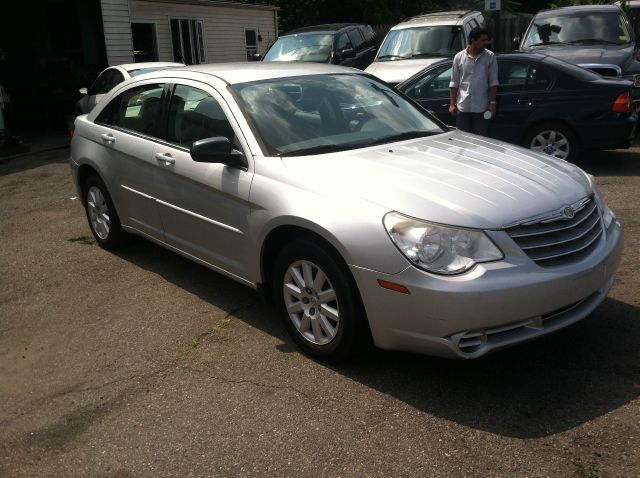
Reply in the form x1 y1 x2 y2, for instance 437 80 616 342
336 33 353 51
348 29 365 51
167 84 234 148
95 83 165 137
91 69 125 95
498 61 552 92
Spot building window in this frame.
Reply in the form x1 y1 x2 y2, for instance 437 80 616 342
170 18 206 65
245 28 258 61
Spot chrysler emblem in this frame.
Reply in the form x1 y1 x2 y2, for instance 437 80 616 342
563 206 575 219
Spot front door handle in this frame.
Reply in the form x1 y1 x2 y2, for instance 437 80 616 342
101 133 115 144
516 98 538 105
155 152 175 164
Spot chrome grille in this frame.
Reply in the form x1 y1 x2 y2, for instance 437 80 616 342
506 197 603 267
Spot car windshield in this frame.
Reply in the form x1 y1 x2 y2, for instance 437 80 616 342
523 12 632 47
231 74 444 157
377 26 464 60
543 56 603 81
263 34 334 63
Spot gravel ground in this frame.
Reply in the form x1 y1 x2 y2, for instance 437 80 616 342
0 147 639 477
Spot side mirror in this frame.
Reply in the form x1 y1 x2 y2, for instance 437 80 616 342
79 87 88 95
250 53 263 61
339 47 356 59
512 36 521 50
190 137 247 169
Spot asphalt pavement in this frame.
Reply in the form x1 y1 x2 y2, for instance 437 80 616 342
0 146 639 477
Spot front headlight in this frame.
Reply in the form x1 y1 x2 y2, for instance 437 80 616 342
384 212 503 275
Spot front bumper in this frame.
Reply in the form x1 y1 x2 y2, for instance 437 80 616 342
350 218 623 359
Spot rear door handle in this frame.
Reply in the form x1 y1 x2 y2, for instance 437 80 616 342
155 152 175 165
101 133 115 144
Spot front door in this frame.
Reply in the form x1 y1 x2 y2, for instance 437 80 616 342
407 64 454 124
152 81 253 280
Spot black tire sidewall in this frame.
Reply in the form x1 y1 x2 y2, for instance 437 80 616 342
273 239 366 362
83 175 126 249
524 123 580 163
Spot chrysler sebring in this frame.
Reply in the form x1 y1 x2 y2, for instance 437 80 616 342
70 63 623 361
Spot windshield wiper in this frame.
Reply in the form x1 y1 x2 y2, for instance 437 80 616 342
278 143 363 157
527 41 571 47
569 38 627 45
377 54 410 60
411 53 447 58
362 131 440 147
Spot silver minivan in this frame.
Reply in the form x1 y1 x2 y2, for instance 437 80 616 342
70 63 623 362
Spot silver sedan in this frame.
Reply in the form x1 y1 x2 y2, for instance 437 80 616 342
70 63 623 361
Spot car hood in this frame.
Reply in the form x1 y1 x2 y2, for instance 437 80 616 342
365 58 447 84
523 44 634 69
279 131 591 230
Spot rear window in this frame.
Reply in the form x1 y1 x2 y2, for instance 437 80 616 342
543 56 602 81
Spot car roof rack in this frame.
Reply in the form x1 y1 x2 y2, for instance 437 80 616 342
405 9 476 22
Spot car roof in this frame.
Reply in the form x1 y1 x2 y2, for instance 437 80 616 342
138 62 361 85
115 62 185 72
392 10 479 30
536 4 621 17
283 23 364 35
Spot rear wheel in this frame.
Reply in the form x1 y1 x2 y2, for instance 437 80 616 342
273 239 370 362
83 174 128 250
523 123 580 163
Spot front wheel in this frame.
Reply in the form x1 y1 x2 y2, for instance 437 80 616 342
523 123 580 163
273 239 370 362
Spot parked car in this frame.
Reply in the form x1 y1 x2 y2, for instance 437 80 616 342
260 23 378 70
70 63 622 361
397 53 637 162
365 10 485 86
75 62 184 115
518 4 640 83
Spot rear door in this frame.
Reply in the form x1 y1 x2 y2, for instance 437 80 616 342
90 81 167 240
403 63 454 124
151 80 253 280
491 60 551 143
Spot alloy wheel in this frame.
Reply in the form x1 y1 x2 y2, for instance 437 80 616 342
87 186 111 240
529 129 570 160
282 260 340 345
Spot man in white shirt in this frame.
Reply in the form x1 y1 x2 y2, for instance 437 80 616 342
449 28 499 136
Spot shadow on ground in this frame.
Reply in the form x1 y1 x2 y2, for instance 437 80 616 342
110 236 640 440
580 147 640 177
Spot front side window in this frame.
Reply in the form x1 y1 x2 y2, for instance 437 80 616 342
95 83 165 137
232 74 444 156
403 65 453 99
170 18 206 64
263 34 334 63
167 85 234 148
523 12 632 47
377 26 465 60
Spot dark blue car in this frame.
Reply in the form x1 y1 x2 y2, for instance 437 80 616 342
396 53 637 162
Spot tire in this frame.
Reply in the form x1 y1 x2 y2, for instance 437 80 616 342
523 122 580 163
273 239 370 362
83 174 128 250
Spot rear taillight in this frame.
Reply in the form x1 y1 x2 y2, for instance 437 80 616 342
612 91 631 113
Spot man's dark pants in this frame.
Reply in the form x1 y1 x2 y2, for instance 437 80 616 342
456 112 489 136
